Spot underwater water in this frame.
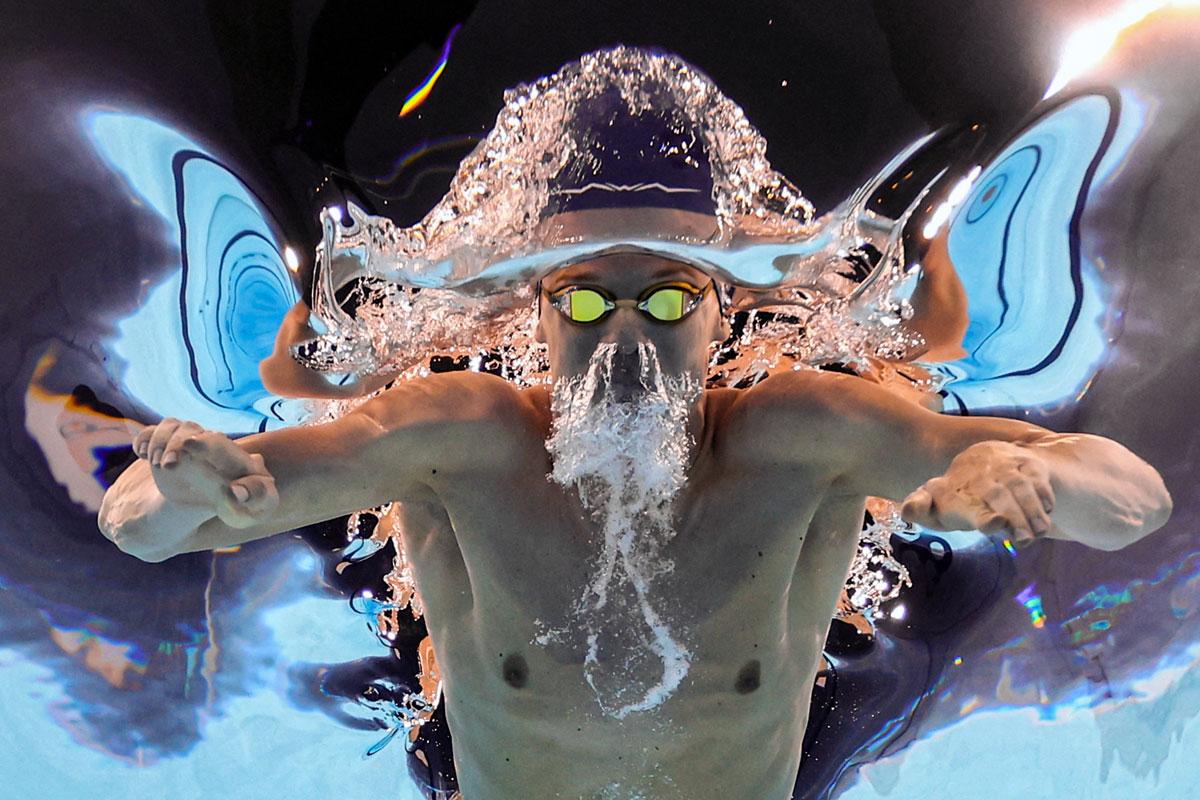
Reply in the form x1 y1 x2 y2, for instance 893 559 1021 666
2 1 1199 798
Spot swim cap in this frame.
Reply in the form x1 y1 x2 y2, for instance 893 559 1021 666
545 88 717 218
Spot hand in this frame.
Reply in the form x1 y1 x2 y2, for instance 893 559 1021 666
899 440 1056 547
132 418 279 529
258 300 387 399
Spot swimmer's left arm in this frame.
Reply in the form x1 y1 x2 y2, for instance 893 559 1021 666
752 370 1173 551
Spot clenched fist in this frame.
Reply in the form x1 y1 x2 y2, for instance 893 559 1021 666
132 418 279 529
900 440 1056 547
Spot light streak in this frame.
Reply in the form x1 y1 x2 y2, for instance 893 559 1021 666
400 24 462 117
1045 1 1200 99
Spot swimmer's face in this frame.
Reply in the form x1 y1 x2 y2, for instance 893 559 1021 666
533 252 731 391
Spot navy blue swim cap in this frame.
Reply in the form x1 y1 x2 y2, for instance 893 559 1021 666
547 89 717 217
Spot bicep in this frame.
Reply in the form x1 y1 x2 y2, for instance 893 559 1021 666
182 408 421 554
183 371 512 555
827 373 1053 501
746 370 1053 503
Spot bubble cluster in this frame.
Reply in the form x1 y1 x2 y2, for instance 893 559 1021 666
537 342 702 717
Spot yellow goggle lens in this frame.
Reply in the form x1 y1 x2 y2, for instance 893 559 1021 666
645 287 686 321
567 288 609 322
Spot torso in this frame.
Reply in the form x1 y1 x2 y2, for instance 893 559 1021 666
390 379 868 800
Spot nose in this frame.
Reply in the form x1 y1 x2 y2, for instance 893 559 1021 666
596 312 649 355
595 336 647 390
610 345 642 374
595 305 649 339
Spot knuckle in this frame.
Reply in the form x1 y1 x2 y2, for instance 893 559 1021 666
1005 475 1028 491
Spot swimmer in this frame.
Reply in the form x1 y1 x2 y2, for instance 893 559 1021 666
98 246 1172 798
97 50 1174 799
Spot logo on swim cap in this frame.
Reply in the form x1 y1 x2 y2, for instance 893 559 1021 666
547 89 717 217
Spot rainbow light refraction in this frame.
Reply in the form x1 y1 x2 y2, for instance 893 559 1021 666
400 24 462 117
1015 583 1047 629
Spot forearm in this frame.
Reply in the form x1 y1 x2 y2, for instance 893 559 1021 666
98 460 218 562
1020 433 1173 551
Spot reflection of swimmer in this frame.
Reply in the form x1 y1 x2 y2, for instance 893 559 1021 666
98 250 1172 796
97 57 1175 800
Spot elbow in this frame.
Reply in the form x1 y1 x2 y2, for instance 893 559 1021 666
1100 497 1174 553
99 517 177 563
1145 484 1174 536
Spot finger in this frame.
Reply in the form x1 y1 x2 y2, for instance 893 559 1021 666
159 422 204 467
166 459 264 527
981 485 1034 541
900 487 934 525
181 431 260 477
229 474 279 517
215 477 278 529
277 301 317 348
1016 458 1056 513
154 451 230 503
965 497 1008 534
1033 479 1055 515
131 425 156 459
927 478 989 530
147 419 183 466
904 479 971 530
1008 480 1052 534
929 490 987 532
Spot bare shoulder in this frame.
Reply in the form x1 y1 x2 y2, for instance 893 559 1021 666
356 369 527 430
719 369 865 469
724 369 843 429
353 370 533 476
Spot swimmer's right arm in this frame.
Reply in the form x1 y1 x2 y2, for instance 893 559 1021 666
98 371 513 562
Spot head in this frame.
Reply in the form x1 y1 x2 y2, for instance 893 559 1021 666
532 247 725 715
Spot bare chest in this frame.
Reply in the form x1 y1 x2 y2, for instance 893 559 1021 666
398 441 840 682
384 394 868 797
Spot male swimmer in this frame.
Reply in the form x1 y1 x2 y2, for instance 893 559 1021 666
97 52 1173 800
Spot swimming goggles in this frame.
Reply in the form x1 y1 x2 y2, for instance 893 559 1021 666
539 279 716 325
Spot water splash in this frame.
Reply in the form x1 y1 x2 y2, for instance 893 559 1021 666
841 501 914 623
289 45 934 392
